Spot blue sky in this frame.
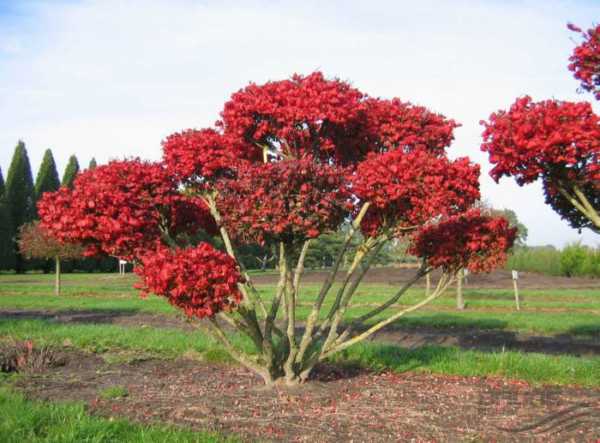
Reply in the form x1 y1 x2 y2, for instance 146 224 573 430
0 0 598 246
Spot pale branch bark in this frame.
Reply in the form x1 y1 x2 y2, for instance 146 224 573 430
297 239 386 375
283 250 299 381
204 194 268 317
320 239 386 353
263 243 287 365
207 318 271 383
199 194 276 371
572 184 600 228
54 256 61 296
293 240 311 298
295 202 370 363
323 236 383 324
320 273 455 359
343 263 428 328
556 184 600 229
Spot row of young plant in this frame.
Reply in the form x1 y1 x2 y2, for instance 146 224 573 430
507 243 600 278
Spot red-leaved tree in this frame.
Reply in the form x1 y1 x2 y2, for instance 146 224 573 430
39 73 515 385
18 222 83 295
568 23 600 100
481 24 600 233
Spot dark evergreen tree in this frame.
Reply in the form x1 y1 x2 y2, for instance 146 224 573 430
88 158 97 170
62 155 80 188
34 149 61 201
0 168 16 270
5 141 35 273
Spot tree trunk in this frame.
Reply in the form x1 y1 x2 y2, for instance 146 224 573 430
55 256 61 296
456 268 465 310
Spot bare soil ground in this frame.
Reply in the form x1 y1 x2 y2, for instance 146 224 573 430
252 268 600 289
2 308 600 357
13 349 600 442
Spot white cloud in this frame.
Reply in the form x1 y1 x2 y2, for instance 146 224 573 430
0 0 598 246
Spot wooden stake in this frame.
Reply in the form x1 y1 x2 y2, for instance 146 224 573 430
55 257 61 296
512 270 520 311
456 268 465 310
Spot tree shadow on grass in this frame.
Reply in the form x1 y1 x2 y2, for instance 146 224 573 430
358 315 600 357
564 324 600 338
0 308 194 331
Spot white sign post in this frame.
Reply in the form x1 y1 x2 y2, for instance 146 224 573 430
119 259 127 276
512 270 520 311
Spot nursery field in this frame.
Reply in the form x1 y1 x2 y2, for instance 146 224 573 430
1 270 599 441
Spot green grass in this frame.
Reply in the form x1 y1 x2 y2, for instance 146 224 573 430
331 343 600 387
1 273 599 337
0 386 235 443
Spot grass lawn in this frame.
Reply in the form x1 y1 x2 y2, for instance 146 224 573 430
2 273 599 337
1 271 600 441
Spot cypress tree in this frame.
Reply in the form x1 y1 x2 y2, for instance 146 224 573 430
0 168 16 270
34 149 61 201
5 141 35 273
62 155 80 188
88 157 97 170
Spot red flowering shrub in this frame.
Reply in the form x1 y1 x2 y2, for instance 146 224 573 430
217 157 350 244
40 72 515 385
410 210 517 273
352 149 480 236
38 160 216 259
136 243 243 318
481 96 600 230
568 23 600 100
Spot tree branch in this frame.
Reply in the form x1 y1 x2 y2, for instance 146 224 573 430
320 272 455 359
294 202 370 365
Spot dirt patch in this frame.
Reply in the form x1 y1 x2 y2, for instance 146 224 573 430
253 268 600 289
15 350 600 442
3 308 600 357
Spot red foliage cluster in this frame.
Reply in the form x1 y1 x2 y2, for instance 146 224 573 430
38 160 216 260
136 243 243 318
352 149 480 236
481 96 600 186
410 210 517 273
361 98 459 155
38 72 517 321
217 157 350 244
162 129 257 187
219 72 458 164
568 23 600 100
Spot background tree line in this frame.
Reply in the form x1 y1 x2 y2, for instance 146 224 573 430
0 141 112 273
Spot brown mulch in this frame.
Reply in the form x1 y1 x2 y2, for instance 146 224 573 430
15 349 600 442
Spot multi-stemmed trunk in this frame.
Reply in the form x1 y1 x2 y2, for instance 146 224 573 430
202 198 458 386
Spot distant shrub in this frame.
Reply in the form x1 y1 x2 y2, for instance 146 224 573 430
508 243 600 278
506 246 562 276
560 243 589 277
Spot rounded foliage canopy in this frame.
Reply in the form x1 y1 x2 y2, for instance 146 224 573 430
39 72 515 319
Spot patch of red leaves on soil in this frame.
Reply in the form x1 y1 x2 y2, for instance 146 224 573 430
16 351 600 442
